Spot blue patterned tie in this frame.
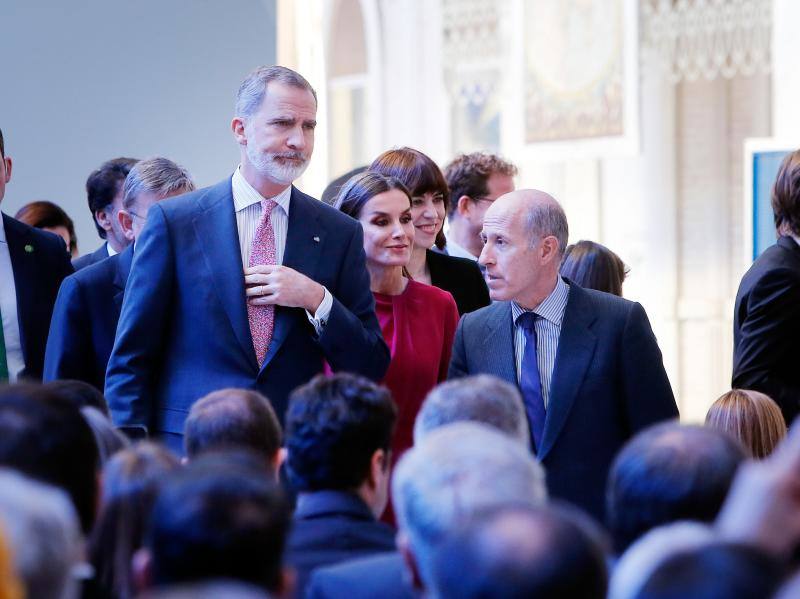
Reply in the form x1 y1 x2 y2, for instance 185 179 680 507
518 312 546 452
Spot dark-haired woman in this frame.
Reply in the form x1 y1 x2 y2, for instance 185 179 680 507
336 171 459 463
370 147 489 315
15 200 79 257
560 239 628 296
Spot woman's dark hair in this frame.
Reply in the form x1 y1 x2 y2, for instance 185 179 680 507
370 147 450 249
89 442 179 599
335 171 412 219
14 200 78 254
772 149 800 236
560 240 628 297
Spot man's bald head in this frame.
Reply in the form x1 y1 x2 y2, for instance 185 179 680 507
486 189 569 255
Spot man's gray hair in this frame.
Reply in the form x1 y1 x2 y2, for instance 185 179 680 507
392 422 547 588
122 157 195 210
414 375 530 447
527 197 569 255
235 65 317 119
0 469 81 599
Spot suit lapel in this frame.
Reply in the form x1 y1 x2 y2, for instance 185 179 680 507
193 179 259 372
483 302 517 386
112 246 134 318
4 214 36 362
538 285 597 460
261 187 324 371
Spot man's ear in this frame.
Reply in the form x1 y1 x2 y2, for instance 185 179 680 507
3 156 12 184
131 548 153 594
540 235 561 264
396 531 425 592
456 195 472 217
118 210 135 242
271 448 287 482
232 116 248 145
367 448 388 489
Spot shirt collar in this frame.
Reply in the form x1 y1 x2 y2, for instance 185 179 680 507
231 166 292 215
512 276 570 327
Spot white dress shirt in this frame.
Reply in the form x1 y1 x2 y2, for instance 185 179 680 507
231 168 332 332
0 215 24 381
106 242 117 257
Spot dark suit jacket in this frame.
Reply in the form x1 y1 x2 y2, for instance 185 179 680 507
286 490 395 597
44 246 132 390
105 180 389 438
426 249 489 315
448 281 678 521
72 243 109 271
2 213 73 380
306 552 414 599
733 236 800 424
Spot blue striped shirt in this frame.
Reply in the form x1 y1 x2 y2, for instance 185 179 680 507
512 277 570 409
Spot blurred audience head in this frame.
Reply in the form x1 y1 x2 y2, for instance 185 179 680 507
606 422 746 554
705 389 786 459
142 455 290 595
322 165 367 205
80 406 129 464
285 373 396 518
430 504 607 599
0 469 81 599
560 239 628 296
414 374 529 446
142 580 269 599
90 442 179 599
0 523 22 599
772 148 800 237
86 157 138 249
0 384 99 534
392 422 547 591
42 379 109 415
370 147 450 250
120 156 194 242
14 200 78 256
184 388 282 475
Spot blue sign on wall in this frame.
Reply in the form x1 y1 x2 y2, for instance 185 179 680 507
752 150 791 260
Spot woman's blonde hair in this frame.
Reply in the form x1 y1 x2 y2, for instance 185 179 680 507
705 389 787 459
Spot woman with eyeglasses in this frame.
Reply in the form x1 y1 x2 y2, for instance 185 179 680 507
369 147 490 315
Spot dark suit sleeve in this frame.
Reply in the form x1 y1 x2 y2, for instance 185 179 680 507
105 205 174 432
620 302 679 432
318 222 390 381
448 314 469 379
43 275 92 383
732 267 800 414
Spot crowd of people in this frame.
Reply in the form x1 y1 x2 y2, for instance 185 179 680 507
1 64 799 598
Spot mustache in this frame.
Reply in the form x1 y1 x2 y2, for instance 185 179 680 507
272 152 306 161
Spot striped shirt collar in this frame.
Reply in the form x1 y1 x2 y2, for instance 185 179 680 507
231 166 292 215
512 276 570 327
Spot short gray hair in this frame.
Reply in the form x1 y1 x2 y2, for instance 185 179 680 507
235 65 317 119
392 422 547 588
414 375 529 447
0 469 81 599
527 198 569 255
122 157 195 210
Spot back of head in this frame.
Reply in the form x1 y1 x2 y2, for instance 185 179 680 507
705 389 787 459
0 384 99 534
606 422 746 554
431 504 607 599
13 200 77 253
413 375 529 446
184 389 282 465
122 156 195 210
86 157 138 238
285 373 396 491
443 152 518 217
42 379 109 416
633 543 781 599
147 455 289 592
0 469 81 599
322 165 368 205
560 239 627 296
370 147 450 249
80 406 129 464
392 422 547 586
772 148 800 237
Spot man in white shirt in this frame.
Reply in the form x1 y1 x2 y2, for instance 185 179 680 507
0 127 73 381
104 66 389 450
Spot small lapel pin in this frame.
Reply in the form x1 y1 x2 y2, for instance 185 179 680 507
24 244 34 253
312 236 320 243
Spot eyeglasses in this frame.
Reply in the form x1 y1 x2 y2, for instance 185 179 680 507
472 197 494 205
127 210 146 221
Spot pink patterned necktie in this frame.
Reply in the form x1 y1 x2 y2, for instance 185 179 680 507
248 198 278 365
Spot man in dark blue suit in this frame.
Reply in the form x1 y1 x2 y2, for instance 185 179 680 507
0 128 73 382
448 189 678 521
44 157 195 390
72 157 137 271
105 66 389 449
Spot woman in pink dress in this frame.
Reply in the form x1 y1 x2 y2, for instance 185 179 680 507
335 171 459 463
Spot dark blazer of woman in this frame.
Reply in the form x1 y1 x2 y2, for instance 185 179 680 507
427 249 490 315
